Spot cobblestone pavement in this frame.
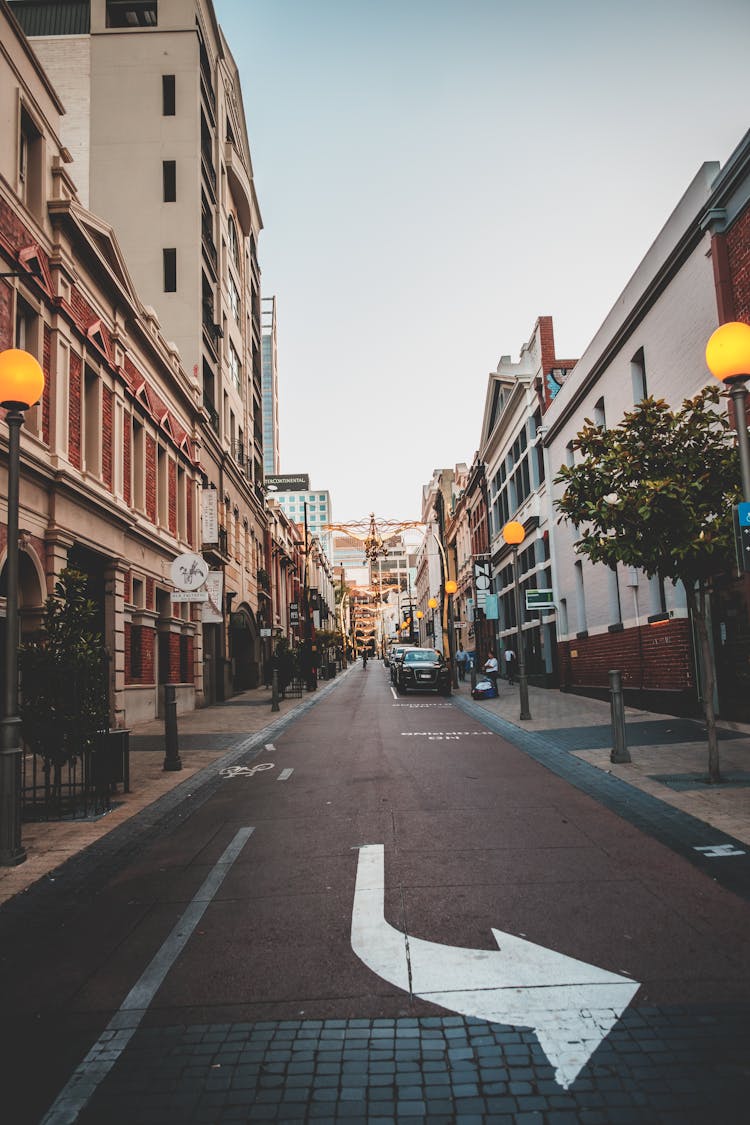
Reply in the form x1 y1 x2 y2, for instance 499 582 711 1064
77 1012 747 1124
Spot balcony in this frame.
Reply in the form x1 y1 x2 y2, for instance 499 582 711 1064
233 440 245 467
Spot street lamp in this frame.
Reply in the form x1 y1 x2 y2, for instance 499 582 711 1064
415 608 423 644
502 519 532 721
428 596 438 644
444 578 459 688
706 320 750 500
0 348 45 866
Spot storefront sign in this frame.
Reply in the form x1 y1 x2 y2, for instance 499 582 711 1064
201 488 218 544
289 602 299 625
265 473 310 491
203 571 224 623
171 552 209 591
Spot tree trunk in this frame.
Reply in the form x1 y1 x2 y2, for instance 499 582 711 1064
686 582 721 783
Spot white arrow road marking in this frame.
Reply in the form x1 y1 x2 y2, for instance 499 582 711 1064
351 844 640 1090
695 843 746 857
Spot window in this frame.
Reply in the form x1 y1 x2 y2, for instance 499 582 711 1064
162 74 175 116
129 624 142 679
163 160 176 202
631 348 648 402
132 418 145 510
229 343 241 392
593 397 606 430
228 273 240 322
19 106 43 215
157 445 168 526
227 216 239 268
177 465 187 540
83 366 101 477
574 560 588 635
107 2 158 28
14 294 40 357
163 248 176 292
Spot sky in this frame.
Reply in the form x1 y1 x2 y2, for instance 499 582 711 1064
214 0 750 524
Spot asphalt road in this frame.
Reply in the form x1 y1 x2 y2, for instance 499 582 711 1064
3 664 750 1123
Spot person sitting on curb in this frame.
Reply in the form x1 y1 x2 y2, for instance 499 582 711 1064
483 651 499 693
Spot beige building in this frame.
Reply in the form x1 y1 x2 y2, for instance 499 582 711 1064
11 0 269 700
1 0 206 728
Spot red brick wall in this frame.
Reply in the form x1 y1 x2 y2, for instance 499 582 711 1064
69 352 81 468
102 386 113 490
186 484 194 547
0 281 12 350
145 434 156 522
168 459 177 535
124 622 156 685
727 205 750 324
123 414 131 505
123 571 131 603
558 619 695 694
42 324 51 445
146 576 155 610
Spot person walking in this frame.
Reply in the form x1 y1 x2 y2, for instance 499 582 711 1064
483 651 499 694
456 643 468 681
362 649 368 668
504 646 516 685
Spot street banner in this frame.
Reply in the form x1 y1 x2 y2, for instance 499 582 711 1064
473 558 491 610
203 571 224 622
201 488 218 544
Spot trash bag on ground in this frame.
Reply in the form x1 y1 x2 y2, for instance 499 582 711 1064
471 677 498 700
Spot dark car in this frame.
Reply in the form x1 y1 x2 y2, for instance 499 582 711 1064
396 648 451 696
389 645 407 683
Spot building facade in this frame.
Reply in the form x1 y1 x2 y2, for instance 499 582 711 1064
11 0 270 700
1 0 206 728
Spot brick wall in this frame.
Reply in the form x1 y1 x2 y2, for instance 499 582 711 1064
558 618 695 696
42 324 51 445
123 413 131 505
102 386 113 490
68 352 81 469
146 577 155 610
727 205 750 324
168 459 177 536
124 622 156 686
123 571 131 604
145 434 156 523
0 281 12 350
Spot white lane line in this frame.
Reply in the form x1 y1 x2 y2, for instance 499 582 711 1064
277 768 294 781
41 827 254 1125
390 686 398 700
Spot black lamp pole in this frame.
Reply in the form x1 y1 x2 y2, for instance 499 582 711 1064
1 405 27 865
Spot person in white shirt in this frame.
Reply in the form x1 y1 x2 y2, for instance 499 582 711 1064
504 647 516 685
483 652 498 692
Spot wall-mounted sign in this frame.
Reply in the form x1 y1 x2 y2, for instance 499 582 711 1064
526 589 555 610
473 558 491 610
289 602 299 626
172 590 209 603
203 571 224 623
171 552 209 591
201 488 218 544
265 473 310 492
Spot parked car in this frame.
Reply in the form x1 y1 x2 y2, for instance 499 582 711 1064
389 646 407 683
395 648 451 696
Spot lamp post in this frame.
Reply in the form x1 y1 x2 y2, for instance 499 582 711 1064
415 608 423 645
428 596 438 644
444 578 459 688
502 520 532 720
0 348 45 866
706 320 750 500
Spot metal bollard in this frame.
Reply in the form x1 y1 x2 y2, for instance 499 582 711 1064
609 670 631 763
271 668 280 712
163 684 182 772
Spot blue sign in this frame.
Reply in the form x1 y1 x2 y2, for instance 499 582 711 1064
738 503 750 527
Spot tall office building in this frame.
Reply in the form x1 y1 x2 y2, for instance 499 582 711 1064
261 295 279 476
10 0 269 697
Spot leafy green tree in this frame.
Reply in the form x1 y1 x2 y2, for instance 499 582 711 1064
554 386 741 782
20 568 109 768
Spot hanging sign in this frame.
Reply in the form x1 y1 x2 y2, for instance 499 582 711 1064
171 552 209 591
201 488 219 544
202 571 224 623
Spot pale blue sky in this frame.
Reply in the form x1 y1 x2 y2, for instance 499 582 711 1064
214 0 750 523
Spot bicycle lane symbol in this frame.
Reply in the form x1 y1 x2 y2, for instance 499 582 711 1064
220 762 275 779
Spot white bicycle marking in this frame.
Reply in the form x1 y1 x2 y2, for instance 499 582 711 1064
220 762 275 779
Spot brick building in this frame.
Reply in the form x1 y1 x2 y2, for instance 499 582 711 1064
1 0 205 727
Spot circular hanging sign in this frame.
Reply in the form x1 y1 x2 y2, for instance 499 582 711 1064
171 552 209 591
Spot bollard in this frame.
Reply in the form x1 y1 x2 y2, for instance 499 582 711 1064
271 668 280 712
163 684 182 771
609 670 631 763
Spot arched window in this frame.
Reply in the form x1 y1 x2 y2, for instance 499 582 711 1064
227 215 239 268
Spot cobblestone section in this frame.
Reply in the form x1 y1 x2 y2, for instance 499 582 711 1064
452 698 750 902
77 1011 748 1124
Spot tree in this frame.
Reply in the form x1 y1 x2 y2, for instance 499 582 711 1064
554 386 742 782
19 568 109 769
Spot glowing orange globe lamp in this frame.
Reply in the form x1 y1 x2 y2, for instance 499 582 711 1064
445 579 458 595
705 321 750 501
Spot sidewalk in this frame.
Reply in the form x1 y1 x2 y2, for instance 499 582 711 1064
0 679 315 906
2 670 749 906
459 676 750 847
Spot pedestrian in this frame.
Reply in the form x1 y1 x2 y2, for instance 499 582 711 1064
456 643 468 681
483 651 499 693
504 646 516 685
